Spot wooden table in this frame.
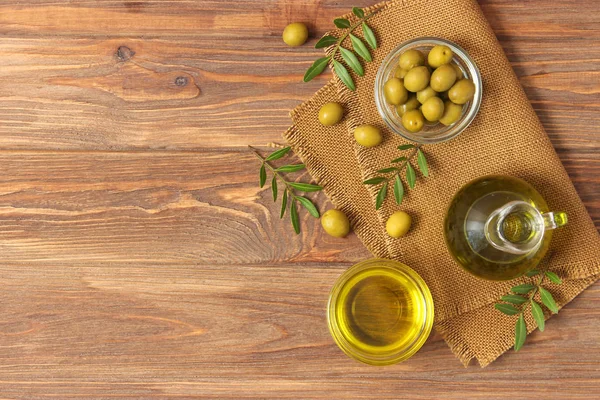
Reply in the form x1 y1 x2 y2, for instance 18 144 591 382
0 0 598 398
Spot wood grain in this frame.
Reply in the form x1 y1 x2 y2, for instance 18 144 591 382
0 0 599 398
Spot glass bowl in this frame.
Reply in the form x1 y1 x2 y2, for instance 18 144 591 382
327 259 434 366
375 37 482 144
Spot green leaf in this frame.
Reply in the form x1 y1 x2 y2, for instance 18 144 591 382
511 283 535 294
303 57 330 83
377 167 399 174
288 182 323 192
363 177 386 185
494 303 520 316
393 174 404 205
290 200 300 234
545 271 562 285
530 300 545 332
349 34 372 62
539 287 558 313
339 47 364 77
275 164 305 173
297 196 319 218
375 182 388 210
501 294 528 305
352 7 365 18
406 163 416 188
332 60 355 91
391 156 407 163
525 269 540 277
315 35 338 49
397 144 415 150
417 149 429 177
266 146 291 161
362 22 377 49
280 189 287 219
259 164 267 188
514 314 526 352
271 176 277 201
334 18 351 29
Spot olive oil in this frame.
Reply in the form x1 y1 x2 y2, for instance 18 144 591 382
336 271 424 351
328 260 433 365
444 175 557 280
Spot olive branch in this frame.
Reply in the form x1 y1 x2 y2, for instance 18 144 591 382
494 269 563 351
250 146 322 234
304 7 378 91
363 144 430 210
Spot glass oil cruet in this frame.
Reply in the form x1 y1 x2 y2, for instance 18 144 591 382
444 175 568 281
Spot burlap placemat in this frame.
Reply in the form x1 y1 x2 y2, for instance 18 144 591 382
284 0 600 366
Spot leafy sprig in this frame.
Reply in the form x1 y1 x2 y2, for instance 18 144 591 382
363 144 429 210
495 270 563 352
304 7 378 91
251 146 322 234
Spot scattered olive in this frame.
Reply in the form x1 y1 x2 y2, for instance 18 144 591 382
394 66 408 79
282 23 308 47
401 109 425 132
318 102 344 126
354 124 382 148
416 86 437 104
439 100 463 126
430 64 457 92
384 78 408 105
403 66 431 92
428 44 453 68
396 94 420 117
399 49 425 70
448 79 476 105
421 96 445 122
321 209 351 238
386 211 412 238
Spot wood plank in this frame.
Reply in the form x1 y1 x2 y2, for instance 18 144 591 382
1 262 599 398
0 151 370 264
0 150 595 265
0 1 597 150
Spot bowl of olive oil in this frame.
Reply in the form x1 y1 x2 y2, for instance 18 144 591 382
327 259 434 365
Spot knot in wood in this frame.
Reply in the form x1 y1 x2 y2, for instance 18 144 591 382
175 76 188 86
116 46 135 62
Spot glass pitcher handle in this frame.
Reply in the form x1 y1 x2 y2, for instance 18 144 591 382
541 211 568 231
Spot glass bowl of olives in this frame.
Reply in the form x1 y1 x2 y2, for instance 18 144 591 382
374 37 482 144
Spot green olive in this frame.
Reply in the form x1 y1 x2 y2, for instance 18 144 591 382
318 102 344 126
448 79 476 105
403 66 430 92
428 45 453 68
384 78 408 105
451 63 464 79
394 66 408 79
282 23 308 47
421 96 445 122
439 100 463 126
401 109 424 132
386 211 411 238
430 64 457 92
416 86 437 104
354 124 382 148
396 94 420 116
321 209 351 238
399 49 425 70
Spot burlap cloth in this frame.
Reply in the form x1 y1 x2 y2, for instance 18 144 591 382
283 0 600 366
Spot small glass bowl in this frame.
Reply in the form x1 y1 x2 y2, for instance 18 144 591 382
327 259 434 366
375 37 482 144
